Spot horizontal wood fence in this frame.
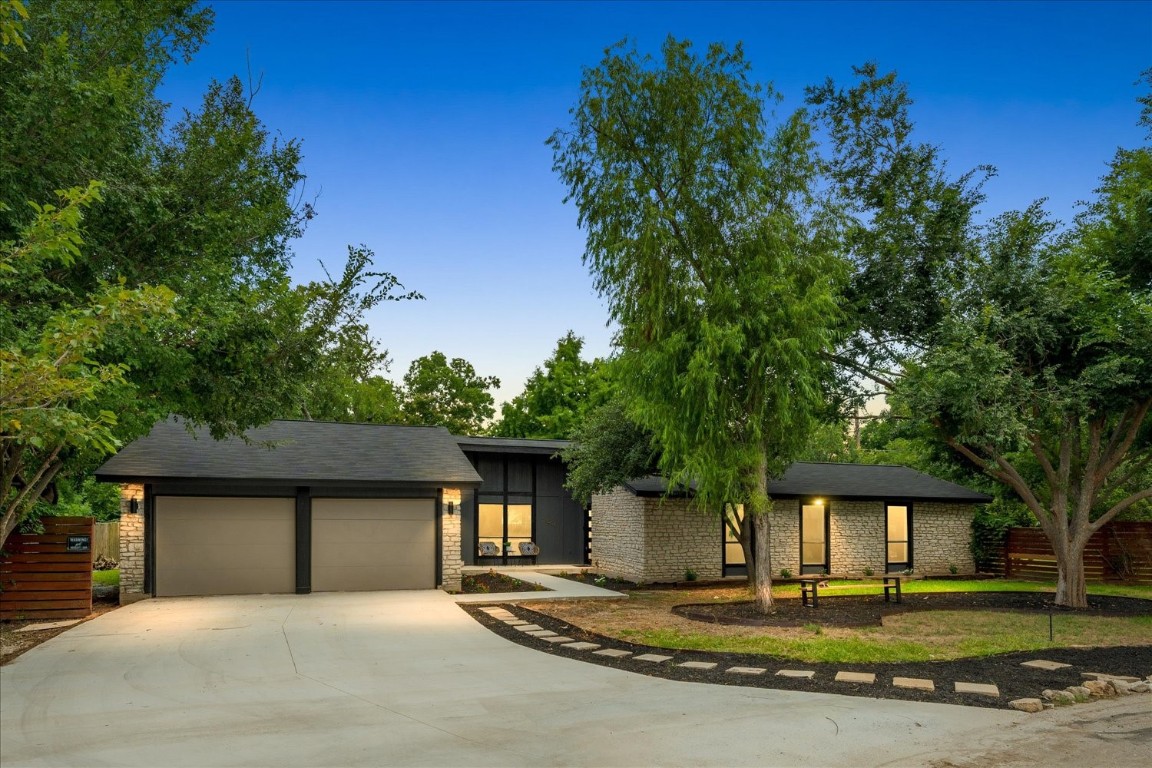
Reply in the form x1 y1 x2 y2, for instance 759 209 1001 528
998 522 1152 584
93 521 119 562
1 516 94 620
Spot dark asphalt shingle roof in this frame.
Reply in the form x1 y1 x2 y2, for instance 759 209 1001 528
95 419 482 486
455 435 571 455
624 462 993 503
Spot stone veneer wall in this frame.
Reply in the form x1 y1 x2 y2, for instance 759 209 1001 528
829 500 886 574
590 488 721 583
440 488 463 592
118 484 147 603
766 499 801 576
913 502 976 575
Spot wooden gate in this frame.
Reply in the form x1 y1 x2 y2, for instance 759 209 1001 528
0 516 94 620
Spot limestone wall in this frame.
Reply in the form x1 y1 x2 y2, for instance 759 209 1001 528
440 488 463 591
766 499 801 577
118 484 147 603
829 500 886 574
589 488 649 582
913 502 976 575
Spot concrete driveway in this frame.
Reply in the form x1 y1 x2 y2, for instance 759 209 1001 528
0 592 1126 767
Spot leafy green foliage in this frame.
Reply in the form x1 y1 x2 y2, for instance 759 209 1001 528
492 331 610 438
550 38 844 607
562 399 658 503
400 352 500 435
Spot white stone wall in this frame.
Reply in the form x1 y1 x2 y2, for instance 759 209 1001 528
830 500 886 574
763 499 801 577
913 502 976 575
440 488 463 591
118 484 147 603
590 489 722 583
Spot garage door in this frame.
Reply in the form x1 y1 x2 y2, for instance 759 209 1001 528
311 498 435 591
154 497 296 597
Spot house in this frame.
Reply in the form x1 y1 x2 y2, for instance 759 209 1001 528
95 419 587 601
591 464 993 584
96 419 991 601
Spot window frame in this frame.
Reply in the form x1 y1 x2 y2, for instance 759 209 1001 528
798 499 831 575
885 501 913 573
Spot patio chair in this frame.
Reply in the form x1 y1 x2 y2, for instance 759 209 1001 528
478 541 500 561
518 541 540 565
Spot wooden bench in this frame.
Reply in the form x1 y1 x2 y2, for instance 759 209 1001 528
798 575 905 608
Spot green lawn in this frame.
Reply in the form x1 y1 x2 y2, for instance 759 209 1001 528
92 569 119 587
764 578 1152 600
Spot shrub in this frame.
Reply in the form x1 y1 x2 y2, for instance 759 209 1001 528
779 568 792 579
863 566 874 576
949 564 959 575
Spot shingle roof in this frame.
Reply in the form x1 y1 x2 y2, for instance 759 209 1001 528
624 462 993 503
95 419 482 487
455 435 571 456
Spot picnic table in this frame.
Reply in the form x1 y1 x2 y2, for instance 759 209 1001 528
798 574 904 608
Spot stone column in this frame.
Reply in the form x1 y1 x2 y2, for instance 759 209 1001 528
440 488 463 592
118 484 148 603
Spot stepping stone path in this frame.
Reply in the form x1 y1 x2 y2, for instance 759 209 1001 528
955 682 1000 697
478 606 1152 712
726 667 766 675
835 671 876 684
893 677 935 692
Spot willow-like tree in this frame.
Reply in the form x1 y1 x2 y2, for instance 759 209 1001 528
550 38 843 610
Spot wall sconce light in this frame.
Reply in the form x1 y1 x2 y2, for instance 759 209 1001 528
813 498 825 506
129 497 140 514
447 501 455 516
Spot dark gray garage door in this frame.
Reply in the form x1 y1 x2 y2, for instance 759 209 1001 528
311 498 435 591
154 497 296 597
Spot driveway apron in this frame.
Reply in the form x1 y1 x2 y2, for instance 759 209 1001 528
2 592 1017 767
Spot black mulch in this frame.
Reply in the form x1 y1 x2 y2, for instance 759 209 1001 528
461 572 549 594
461 593 1152 710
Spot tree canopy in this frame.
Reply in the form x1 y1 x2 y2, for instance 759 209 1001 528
400 352 500 435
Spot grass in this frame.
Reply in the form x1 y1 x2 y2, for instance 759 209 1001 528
530 579 1152 663
92 569 119 587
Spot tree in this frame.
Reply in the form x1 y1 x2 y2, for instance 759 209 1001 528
492 331 609 439
550 38 843 609
400 352 500 435
809 65 1151 607
1 184 174 544
561 398 658 504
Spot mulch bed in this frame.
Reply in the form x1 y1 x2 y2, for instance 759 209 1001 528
461 593 1152 710
673 591 1152 628
461 571 549 594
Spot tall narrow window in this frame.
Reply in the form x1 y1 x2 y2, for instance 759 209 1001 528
800 501 829 574
886 504 911 572
723 503 745 575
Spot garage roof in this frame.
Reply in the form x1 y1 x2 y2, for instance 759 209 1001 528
624 462 993 503
96 419 483 487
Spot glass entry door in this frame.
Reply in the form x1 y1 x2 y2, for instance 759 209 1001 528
800 502 829 574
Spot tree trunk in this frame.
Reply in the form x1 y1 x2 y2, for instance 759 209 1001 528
1054 539 1089 608
750 455 773 612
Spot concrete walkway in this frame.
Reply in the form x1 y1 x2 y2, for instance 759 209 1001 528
1 591 1030 767
453 569 625 603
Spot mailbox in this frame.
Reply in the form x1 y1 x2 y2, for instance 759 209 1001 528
66 534 91 553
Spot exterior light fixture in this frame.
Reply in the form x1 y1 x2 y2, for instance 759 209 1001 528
129 498 140 514
447 501 455 516
813 498 825 506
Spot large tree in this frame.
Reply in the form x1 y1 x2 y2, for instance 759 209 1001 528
809 65 1151 607
400 352 500 435
491 331 609 439
550 38 843 609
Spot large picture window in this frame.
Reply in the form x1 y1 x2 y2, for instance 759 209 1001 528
479 501 533 558
800 501 829 574
886 503 912 572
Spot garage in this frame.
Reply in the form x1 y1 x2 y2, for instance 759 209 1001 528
311 498 436 591
154 496 296 597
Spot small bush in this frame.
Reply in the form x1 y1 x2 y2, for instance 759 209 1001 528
863 566 874 577
684 568 698 582
779 568 792 579
949 564 959 575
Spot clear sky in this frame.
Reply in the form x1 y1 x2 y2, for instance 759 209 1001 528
157 0 1151 404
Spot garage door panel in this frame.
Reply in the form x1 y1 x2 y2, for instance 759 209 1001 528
311 498 434 591
155 497 295 597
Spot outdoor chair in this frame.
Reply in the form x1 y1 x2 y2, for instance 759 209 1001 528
478 541 500 562
518 541 540 565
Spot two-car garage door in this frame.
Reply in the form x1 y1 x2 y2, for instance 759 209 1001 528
154 496 435 597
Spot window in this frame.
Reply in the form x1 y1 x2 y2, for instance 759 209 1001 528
800 501 829 574
478 499 533 559
886 504 912 572
723 503 745 574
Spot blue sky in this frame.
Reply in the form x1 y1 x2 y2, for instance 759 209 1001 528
158 0 1151 403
